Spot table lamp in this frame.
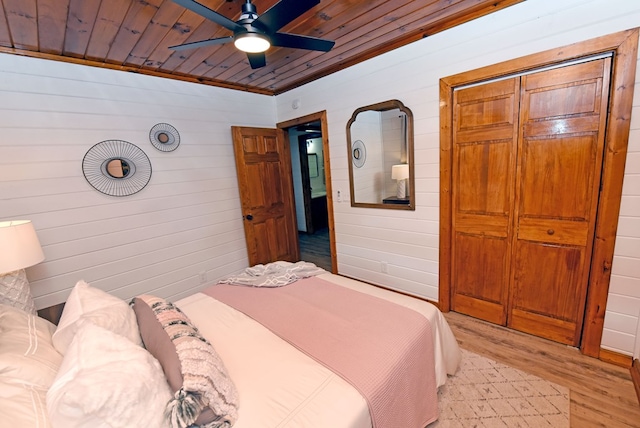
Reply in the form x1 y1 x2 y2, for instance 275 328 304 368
0 220 45 314
391 164 410 199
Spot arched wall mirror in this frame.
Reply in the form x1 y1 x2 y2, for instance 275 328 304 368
346 99 415 210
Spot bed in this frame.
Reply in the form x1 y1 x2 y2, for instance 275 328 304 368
0 265 461 428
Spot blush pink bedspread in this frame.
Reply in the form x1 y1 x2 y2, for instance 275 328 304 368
203 276 438 428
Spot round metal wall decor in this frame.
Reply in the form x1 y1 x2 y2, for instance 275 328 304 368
149 123 180 152
351 139 367 168
82 140 152 197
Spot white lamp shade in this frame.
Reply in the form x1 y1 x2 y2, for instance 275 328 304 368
0 220 45 274
392 164 410 180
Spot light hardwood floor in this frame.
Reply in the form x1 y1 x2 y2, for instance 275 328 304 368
444 311 640 428
298 228 332 271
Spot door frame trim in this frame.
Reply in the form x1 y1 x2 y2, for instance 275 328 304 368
438 28 639 357
277 111 337 274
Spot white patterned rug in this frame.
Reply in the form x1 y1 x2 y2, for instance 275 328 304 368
430 349 569 427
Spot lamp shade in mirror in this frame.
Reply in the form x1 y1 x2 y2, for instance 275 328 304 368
391 164 409 180
392 164 410 199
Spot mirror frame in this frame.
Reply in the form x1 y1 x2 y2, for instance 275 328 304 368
82 140 152 197
149 122 181 152
346 99 415 210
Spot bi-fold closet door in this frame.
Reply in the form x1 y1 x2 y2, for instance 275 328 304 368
450 57 612 346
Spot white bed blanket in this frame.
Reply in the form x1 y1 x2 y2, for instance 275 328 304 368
217 261 326 287
177 273 461 428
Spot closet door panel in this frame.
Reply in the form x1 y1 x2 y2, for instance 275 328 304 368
451 78 519 324
508 58 611 345
509 241 586 343
519 134 600 219
453 233 509 324
456 141 512 214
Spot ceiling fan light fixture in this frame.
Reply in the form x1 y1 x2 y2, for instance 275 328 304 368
169 0 334 69
234 33 270 53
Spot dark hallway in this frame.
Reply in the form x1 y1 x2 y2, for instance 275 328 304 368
298 228 331 271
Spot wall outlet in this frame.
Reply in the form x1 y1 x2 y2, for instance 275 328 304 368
381 261 388 273
199 271 207 284
337 190 342 202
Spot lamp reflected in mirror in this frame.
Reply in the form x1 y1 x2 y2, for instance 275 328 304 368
392 164 409 199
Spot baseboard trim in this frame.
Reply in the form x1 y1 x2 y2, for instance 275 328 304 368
599 348 632 368
632 359 640 406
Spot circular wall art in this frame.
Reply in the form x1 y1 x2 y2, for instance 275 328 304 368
149 123 180 152
351 139 367 168
82 140 152 197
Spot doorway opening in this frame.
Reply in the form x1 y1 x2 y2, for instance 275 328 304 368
278 112 335 273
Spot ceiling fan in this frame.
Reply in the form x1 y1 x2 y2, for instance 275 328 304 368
169 0 336 69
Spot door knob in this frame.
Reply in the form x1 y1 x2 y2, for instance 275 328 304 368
245 214 254 221
547 229 555 235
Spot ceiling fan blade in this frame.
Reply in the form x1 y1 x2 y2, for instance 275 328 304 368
170 36 233 51
255 0 320 34
247 52 266 69
270 33 335 52
171 0 243 32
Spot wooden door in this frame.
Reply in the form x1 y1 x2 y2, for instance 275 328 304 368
508 58 611 345
451 78 520 324
231 126 299 266
451 58 612 346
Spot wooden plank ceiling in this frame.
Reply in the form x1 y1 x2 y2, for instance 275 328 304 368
0 0 523 95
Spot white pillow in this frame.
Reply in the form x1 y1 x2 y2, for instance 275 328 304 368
0 303 62 389
52 280 142 354
0 304 62 428
46 322 172 428
0 379 50 428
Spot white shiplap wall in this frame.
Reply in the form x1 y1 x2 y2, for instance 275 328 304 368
276 0 640 356
0 56 275 308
